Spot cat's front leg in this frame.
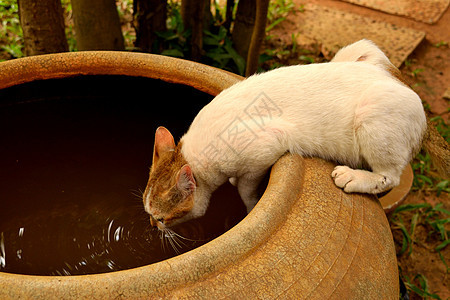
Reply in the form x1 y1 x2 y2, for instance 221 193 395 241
229 177 238 186
331 166 399 194
237 172 267 213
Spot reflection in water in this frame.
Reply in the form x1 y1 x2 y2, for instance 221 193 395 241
0 233 5 268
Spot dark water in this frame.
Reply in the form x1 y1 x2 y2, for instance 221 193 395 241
0 76 247 276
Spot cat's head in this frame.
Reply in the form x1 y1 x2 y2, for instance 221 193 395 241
143 127 196 230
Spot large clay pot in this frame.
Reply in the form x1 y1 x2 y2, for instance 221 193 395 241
0 52 398 299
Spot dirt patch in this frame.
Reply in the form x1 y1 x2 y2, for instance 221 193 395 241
267 0 449 121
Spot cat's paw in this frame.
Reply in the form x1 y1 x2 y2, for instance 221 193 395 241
331 166 391 194
331 166 357 192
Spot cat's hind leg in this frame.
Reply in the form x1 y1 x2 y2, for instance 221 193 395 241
331 129 405 194
332 82 425 194
331 127 404 194
332 165 398 193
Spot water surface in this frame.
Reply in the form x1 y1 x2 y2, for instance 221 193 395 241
0 76 247 275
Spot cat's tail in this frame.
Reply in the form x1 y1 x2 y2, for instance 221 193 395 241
331 39 403 79
331 39 392 67
333 39 450 179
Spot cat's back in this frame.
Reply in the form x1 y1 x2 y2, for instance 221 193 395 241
190 62 394 129
181 61 412 174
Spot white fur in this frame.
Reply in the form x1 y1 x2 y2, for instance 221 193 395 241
144 187 152 214
332 39 394 68
180 40 427 217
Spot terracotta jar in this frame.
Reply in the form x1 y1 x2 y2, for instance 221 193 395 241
0 52 398 299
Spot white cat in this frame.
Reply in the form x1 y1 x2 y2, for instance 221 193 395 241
144 39 431 229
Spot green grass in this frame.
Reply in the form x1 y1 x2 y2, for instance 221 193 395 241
0 0 24 60
151 0 245 75
411 116 449 195
390 203 450 299
390 203 449 257
433 41 448 48
266 0 297 32
402 272 443 300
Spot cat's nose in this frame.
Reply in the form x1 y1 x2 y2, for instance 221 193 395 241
156 221 166 230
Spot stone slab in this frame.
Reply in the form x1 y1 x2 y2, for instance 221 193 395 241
443 87 450 100
338 0 450 24
291 3 426 67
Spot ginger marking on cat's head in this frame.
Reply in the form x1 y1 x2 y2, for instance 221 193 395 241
143 127 196 230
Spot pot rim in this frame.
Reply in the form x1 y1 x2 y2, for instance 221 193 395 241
0 52 303 294
0 51 242 96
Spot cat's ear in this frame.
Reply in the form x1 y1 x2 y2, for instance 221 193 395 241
176 164 196 197
152 126 175 165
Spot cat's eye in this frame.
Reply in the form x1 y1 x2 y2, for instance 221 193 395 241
156 218 164 223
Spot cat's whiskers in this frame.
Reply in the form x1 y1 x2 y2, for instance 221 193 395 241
167 229 186 250
130 188 145 200
156 227 201 254
158 229 167 253
166 228 200 242
162 228 182 254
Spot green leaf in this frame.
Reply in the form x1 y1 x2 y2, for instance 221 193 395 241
155 30 178 40
205 52 232 63
410 213 419 237
204 36 221 46
299 55 315 64
217 26 228 40
393 220 411 255
416 174 433 186
392 203 431 215
258 53 273 64
161 49 184 58
1 44 23 58
435 239 450 252
428 218 449 240
266 17 285 32
223 42 245 75
432 204 450 215
405 274 442 299
435 180 449 196
437 251 449 273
